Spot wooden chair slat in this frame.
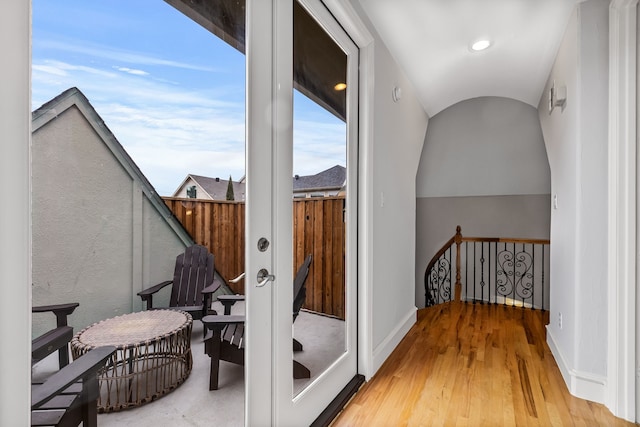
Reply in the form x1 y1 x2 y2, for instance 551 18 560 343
31 409 66 426
142 245 218 321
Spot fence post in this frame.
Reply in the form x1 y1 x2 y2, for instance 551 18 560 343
455 225 462 301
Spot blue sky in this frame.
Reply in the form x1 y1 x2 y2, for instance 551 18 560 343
32 0 346 196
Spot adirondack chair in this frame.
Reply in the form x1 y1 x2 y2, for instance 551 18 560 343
32 302 80 369
203 255 313 390
137 245 220 321
31 345 116 427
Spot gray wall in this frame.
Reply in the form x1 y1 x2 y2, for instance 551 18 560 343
415 96 551 308
416 195 550 307
417 97 551 198
31 105 188 337
537 0 609 402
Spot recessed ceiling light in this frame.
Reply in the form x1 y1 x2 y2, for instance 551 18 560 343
334 82 347 91
471 39 491 51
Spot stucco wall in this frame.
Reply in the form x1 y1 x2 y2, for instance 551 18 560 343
538 0 609 402
31 105 187 337
415 96 551 308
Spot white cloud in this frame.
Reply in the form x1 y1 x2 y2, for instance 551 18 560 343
114 66 149 76
39 39 220 72
33 56 347 196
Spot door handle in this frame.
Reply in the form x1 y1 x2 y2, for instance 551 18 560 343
256 268 275 287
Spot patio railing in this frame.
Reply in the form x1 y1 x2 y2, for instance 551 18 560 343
424 226 550 310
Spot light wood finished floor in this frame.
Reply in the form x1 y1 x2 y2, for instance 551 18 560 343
332 302 635 427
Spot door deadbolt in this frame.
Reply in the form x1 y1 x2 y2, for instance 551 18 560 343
257 237 270 252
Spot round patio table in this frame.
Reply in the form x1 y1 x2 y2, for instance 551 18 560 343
71 309 192 412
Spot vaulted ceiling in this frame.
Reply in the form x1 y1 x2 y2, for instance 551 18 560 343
358 0 578 117
168 0 580 119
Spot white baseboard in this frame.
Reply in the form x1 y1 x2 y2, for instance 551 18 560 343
371 307 417 375
547 326 606 404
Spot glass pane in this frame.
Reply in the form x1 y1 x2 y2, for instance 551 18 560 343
292 0 348 396
32 0 246 423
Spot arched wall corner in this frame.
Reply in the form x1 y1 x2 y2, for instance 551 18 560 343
415 95 551 309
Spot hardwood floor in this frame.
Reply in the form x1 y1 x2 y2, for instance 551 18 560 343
332 302 635 427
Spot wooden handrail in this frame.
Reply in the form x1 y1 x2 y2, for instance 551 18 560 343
425 235 457 274
461 236 550 245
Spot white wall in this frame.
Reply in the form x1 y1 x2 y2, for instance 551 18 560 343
349 0 429 372
538 0 609 403
0 1 31 425
31 105 188 336
637 5 640 420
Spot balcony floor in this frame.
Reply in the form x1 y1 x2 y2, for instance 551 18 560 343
32 301 345 427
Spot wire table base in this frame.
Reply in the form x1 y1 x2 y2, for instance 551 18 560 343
71 309 192 412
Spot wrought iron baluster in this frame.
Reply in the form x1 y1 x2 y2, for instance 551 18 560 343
465 242 468 303
520 243 525 307
511 242 516 306
540 245 546 311
532 243 536 310
473 242 477 304
493 242 498 304
480 242 485 304
447 246 452 302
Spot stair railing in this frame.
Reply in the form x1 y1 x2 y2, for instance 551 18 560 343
425 226 550 310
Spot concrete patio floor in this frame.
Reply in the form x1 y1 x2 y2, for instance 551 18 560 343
32 302 345 427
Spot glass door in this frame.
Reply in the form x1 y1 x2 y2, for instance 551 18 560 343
245 0 358 424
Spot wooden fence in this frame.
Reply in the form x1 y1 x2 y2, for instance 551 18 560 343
163 197 345 319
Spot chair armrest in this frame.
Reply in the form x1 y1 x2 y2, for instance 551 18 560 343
202 315 245 334
138 280 173 310
137 280 173 298
32 302 79 327
202 281 221 295
218 295 245 302
32 302 79 314
218 294 245 315
31 346 116 409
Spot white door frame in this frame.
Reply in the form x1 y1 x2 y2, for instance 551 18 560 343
0 1 32 425
322 0 376 382
273 0 359 424
244 0 290 424
607 0 638 422
245 0 371 424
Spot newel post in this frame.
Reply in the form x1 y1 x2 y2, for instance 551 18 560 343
454 226 462 301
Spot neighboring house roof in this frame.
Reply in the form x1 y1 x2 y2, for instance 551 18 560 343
32 87 193 246
293 165 346 192
174 175 246 200
173 165 345 200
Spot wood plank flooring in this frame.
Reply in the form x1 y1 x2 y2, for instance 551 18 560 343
332 302 635 427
